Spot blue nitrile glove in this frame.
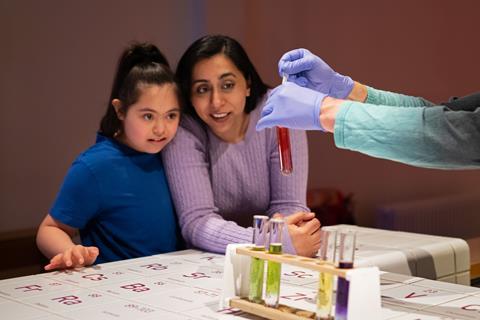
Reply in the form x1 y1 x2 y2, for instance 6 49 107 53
256 82 327 131
279 48 354 99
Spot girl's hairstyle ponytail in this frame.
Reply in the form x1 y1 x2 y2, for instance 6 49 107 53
100 42 180 137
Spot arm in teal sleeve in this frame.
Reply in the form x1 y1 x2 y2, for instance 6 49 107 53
366 86 435 108
334 101 480 169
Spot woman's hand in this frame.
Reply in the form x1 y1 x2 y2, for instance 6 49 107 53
44 245 99 271
284 212 321 257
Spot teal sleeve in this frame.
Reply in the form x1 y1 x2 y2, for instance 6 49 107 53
366 86 434 108
334 98 480 169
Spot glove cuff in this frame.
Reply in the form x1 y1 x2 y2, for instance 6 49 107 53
331 73 354 99
313 93 326 131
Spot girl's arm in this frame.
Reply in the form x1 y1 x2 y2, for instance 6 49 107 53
36 214 98 270
37 159 101 270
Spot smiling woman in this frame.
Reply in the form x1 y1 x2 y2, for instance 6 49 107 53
162 35 322 257
189 54 251 143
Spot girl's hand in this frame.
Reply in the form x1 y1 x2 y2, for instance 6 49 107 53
44 245 99 271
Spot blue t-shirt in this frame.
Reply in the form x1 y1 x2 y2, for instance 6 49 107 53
50 134 182 263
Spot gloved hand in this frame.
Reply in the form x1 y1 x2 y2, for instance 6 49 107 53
279 48 354 99
256 82 327 131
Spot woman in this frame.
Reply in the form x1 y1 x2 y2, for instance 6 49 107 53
162 35 320 257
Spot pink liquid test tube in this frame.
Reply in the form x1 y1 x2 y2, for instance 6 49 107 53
277 76 293 175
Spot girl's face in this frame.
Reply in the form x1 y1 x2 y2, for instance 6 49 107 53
190 54 251 143
114 83 180 154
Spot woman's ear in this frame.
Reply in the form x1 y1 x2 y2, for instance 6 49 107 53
112 99 124 120
246 79 251 97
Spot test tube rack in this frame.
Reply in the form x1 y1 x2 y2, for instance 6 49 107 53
221 244 382 320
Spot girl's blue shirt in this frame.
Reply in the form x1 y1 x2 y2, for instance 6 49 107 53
50 133 182 263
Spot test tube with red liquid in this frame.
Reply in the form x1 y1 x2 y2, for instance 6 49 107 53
277 76 293 175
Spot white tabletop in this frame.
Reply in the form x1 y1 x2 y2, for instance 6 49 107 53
1 248 480 319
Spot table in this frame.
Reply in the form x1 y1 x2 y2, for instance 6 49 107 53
468 237 480 281
326 225 471 285
1 249 480 319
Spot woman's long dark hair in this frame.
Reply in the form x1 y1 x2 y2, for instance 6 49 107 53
100 42 181 137
175 35 269 118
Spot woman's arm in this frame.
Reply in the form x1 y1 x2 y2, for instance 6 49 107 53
267 128 321 257
267 129 310 215
162 124 254 254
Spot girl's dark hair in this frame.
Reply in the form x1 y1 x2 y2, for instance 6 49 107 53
175 35 269 118
100 42 180 137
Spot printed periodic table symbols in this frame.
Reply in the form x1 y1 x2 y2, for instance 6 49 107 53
0 276 76 299
0 248 479 319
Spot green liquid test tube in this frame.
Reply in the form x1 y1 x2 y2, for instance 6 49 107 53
248 215 268 303
265 218 284 308
316 229 337 320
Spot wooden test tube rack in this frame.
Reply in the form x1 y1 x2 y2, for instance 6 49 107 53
229 246 352 320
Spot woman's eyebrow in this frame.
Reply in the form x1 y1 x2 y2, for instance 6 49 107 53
219 72 236 79
192 79 208 85
192 72 237 84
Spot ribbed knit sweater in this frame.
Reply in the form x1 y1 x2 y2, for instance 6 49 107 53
162 103 309 254
335 87 480 169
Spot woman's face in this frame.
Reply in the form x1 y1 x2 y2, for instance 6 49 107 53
190 54 251 142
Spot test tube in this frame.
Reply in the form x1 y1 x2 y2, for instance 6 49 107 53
334 229 356 320
277 75 293 176
316 229 337 320
265 218 284 307
248 215 269 303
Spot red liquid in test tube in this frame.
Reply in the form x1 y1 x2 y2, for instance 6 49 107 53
277 75 293 175
277 126 293 175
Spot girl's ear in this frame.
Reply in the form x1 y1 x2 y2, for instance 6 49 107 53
112 99 124 120
246 78 251 97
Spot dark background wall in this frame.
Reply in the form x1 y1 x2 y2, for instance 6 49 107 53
1 0 480 234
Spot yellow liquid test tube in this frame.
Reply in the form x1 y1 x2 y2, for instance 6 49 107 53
316 229 337 320
248 215 268 303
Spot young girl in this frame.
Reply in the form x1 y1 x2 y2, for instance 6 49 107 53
36 43 183 270
162 35 321 257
